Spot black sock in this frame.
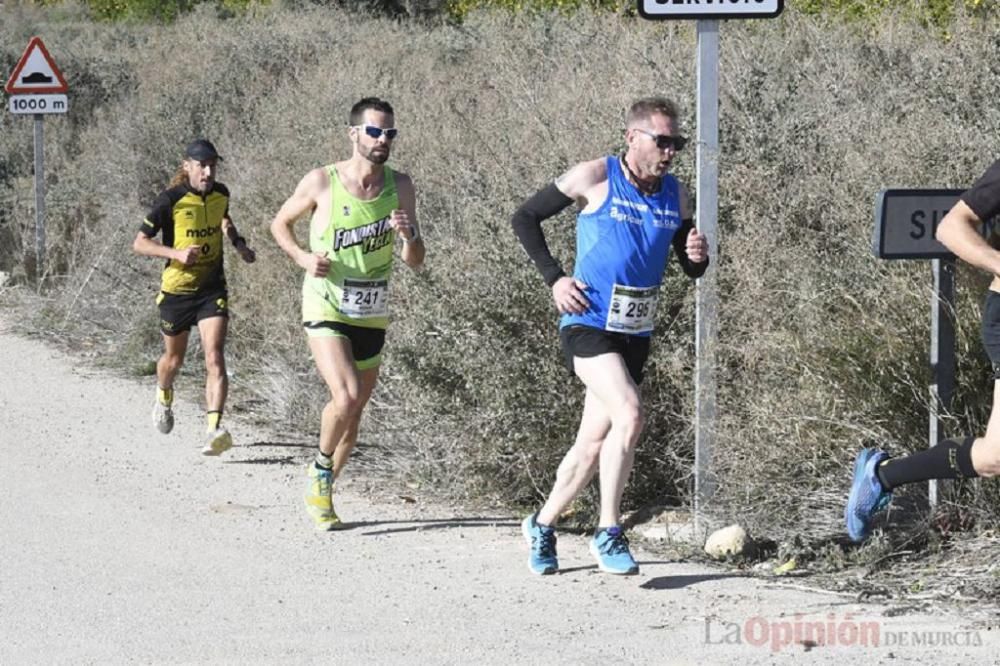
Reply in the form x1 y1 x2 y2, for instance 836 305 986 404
877 437 978 490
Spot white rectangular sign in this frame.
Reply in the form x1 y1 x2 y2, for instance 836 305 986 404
9 94 68 115
639 0 783 19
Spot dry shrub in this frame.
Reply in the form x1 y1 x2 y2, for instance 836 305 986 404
3 4 1000 539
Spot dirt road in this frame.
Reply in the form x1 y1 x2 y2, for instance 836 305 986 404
1 323 994 664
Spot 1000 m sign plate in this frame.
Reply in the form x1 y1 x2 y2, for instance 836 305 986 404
9 94 68 115
638 0 784 20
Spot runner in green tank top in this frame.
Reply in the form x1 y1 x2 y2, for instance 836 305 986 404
270 97 425 530
300 162 398 331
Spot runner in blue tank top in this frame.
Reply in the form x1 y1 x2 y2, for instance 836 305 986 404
561 156 685 335
512 97 709 576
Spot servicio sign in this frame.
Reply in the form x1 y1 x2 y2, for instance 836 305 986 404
639 0 784 20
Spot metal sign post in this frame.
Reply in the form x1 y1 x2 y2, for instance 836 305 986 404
694 19 719 536
33 115 46 277
871 189 981 507
929 257 956 506
638 1 784 534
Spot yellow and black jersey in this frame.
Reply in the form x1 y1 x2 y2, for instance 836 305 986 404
140 182 230 295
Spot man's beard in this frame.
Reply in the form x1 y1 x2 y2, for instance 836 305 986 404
191 178 214 194
363 145 389 165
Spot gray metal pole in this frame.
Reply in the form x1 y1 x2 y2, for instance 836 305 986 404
694 19 720 535
33 113 46 282
929 258 956 507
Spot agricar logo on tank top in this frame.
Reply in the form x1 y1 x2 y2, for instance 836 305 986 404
333 217 393 253
609 196 681 229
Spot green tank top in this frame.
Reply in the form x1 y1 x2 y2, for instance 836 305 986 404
301 164 399 329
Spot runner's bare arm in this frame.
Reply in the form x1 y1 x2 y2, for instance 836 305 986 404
222 215 256 263
132 231 198 266
936 200 1000 276
270 169 330 277
393 172 424 270
555 158 608 206
133 231 170 260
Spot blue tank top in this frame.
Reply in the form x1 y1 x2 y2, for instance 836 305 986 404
560 156 684 337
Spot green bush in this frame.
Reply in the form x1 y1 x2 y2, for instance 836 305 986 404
85 0 194 21
444 0 626 20
791 0 993 26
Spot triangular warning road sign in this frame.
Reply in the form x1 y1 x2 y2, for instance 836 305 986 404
5 37 68 94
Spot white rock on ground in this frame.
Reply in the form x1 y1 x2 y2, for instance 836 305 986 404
704 524 751 559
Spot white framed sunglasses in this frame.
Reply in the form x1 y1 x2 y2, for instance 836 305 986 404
353 124 399 140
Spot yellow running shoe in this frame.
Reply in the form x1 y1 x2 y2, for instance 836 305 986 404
304 463 343 531
202 427 233 456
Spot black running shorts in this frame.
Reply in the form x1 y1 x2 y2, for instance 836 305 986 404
157 289 229 336
303 320 386 367
559 324 651 385
982 290 1000 379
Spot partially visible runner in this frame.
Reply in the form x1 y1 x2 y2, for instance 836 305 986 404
133 139 256 455
845 158 1000 542
511 97 709 575
270 97 425 530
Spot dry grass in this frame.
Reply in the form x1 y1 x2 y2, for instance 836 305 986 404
4 4 1000 597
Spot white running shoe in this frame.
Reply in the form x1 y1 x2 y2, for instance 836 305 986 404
202 427 233 456
152 396 174 434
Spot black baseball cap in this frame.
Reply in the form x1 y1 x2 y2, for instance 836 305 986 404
185 139 223 161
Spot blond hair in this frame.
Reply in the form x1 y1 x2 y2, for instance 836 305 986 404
167 163 188 189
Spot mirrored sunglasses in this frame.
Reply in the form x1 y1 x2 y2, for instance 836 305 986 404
355 124 399 140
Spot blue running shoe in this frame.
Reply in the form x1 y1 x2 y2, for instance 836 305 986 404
590 525 639 575
845 448 893 543
521 513 558 575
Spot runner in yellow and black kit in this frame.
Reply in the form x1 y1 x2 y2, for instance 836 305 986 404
134 139 256 456
270 97 425 530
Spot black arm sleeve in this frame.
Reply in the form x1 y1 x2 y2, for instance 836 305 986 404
671 218 710 279
511 183 575 287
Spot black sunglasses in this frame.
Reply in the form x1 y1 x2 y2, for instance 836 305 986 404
634 128 687 151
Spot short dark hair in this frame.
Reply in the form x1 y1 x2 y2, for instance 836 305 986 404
625 97 679 128
349 97 394 125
